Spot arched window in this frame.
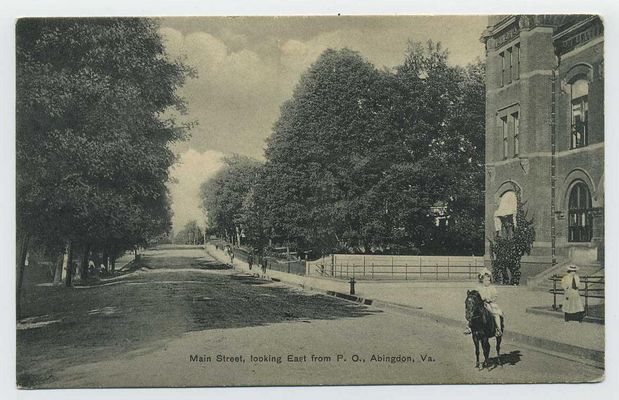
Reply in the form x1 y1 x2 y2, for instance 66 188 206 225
570 79 589 149
494 190 517 238
568 182 592 242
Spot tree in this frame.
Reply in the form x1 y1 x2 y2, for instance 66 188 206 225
260 48 393 255
260 44 486 256
16 18 194 315
200 155 263 246
489 191 536 285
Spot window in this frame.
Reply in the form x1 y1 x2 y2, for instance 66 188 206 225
500 52 505 86
568 183 593 242
570 79 589 149
494 191 517 238
514 44 520 80
501 116 508 159
507 48 513 84
513 112 520 156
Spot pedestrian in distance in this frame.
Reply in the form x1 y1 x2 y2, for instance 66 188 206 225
88 259 96 275
561 264 585 322
261 256 268 276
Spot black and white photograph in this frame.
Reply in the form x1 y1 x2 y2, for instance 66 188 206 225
7 4 612 393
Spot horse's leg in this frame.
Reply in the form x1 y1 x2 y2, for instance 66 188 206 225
481 337 491 369
473 335 481 369
496 335 503 366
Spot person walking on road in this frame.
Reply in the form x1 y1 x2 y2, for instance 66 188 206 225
561 264 585 322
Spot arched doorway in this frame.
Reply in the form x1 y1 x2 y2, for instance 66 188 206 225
568 182 593 242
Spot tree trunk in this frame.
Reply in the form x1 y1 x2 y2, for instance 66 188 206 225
55 242 69 284
65 240 74 287
111 257 116 272
81 245 90 280
102 250 108 272
16 231 30 320
235 226 241 246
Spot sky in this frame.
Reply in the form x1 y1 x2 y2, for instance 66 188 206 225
162 16 488 232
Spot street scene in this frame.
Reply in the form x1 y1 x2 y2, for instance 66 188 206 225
17 247 602 387
16 15 604 388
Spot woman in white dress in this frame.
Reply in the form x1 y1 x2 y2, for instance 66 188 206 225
561 264 585 322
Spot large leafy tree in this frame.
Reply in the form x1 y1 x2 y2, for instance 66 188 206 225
260 48 393 255
258 44 486 256
16 18 194 311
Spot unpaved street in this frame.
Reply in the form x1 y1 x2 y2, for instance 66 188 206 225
17 248 603 388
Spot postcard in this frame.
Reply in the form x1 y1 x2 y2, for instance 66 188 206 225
15 14 604 388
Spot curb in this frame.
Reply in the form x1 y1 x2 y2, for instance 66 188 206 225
526 306 604 325
321 290 604 369
206 247 603 368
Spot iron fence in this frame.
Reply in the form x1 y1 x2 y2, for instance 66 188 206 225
548 274 605 318
310 260 485 280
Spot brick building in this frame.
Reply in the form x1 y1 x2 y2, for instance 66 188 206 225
481 15 604 278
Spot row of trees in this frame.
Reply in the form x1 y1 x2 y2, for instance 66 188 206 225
173 220 205 245
16 18 194 315
201 42 485 259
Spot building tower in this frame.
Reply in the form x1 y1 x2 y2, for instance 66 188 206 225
481 15 604 279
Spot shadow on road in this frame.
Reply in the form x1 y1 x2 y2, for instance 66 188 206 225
17 250 378 387
485 350 523 371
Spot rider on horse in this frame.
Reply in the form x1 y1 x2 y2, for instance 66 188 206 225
477 268 503 337
465 268 504 336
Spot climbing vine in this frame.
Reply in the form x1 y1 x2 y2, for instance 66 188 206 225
488 190 536 285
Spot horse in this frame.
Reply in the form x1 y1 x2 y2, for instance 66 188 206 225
465 290 504 370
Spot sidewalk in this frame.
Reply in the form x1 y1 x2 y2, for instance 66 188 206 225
205 245 604 365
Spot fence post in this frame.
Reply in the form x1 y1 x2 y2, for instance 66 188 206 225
419 257 422 278
363 259 366 277
584 278 589 317
447 257 450 279
347 262 349 278
372 263 374 279
405 264 408 280
552 277 557 310
436 264 439 280
391 256 394 277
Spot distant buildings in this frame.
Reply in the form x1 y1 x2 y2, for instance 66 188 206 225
481 15 604 277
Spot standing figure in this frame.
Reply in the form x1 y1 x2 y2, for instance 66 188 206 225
561 264 585 322
261 255 268 276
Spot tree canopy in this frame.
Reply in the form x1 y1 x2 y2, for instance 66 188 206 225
16 18 194 287
200 155 263 246
200 42 486 258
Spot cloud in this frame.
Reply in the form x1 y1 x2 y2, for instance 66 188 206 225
159 19 486 229
161 27 283 158
168 149 225 232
